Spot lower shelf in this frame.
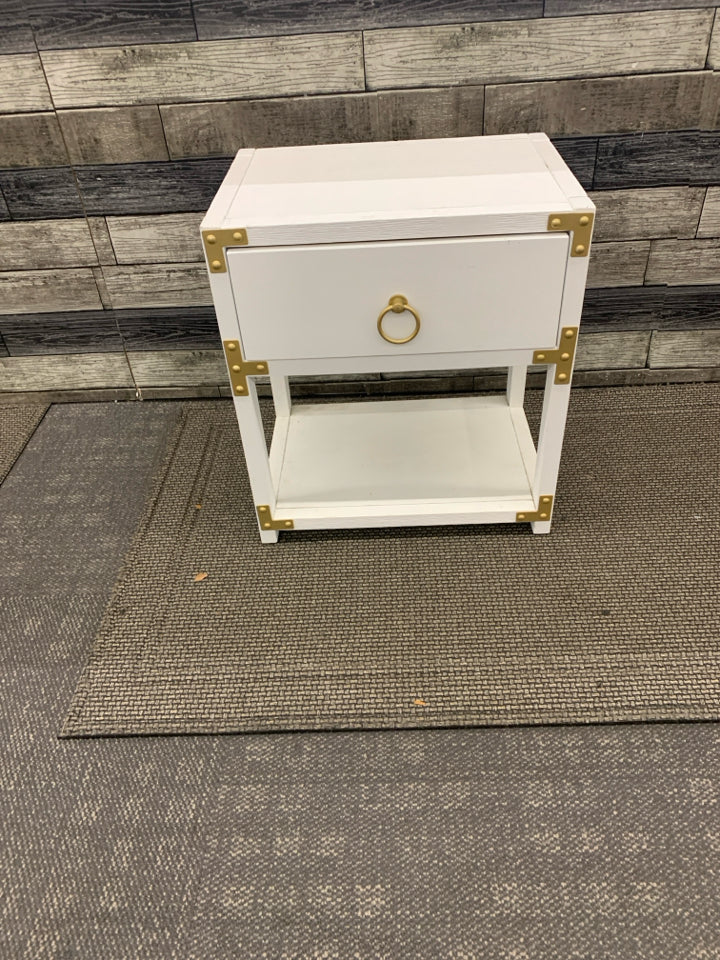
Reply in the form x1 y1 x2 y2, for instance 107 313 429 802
269 395 538 527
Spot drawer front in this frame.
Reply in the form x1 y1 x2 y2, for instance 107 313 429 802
227 234 569 362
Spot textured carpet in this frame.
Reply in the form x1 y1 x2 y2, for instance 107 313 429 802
0 404 47 484
63 383 720 737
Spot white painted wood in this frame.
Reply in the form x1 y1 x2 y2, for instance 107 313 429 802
275 396 533 508
203 134 593 541
506 366 527 408
228 234 568 361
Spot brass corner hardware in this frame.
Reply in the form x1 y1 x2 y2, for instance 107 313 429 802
202 228 248 273
533 326 578 385
257 505 294 531
547 211 594 257
516 495 554 523
222 340 268 396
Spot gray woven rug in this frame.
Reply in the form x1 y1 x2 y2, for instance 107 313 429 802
0 404 48 484
62 384 720 737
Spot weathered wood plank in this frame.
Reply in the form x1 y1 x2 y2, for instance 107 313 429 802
589 187 705 241
580 286 667 331
648 330 720 368
646 239 720 286
160 93 377 159
0 14 34 55
115 306 221 351
375 87 484 141
0 353 133 391
58 106 169 164
194 0 542 40
0 189 10 222
0 269 103 315
28 0 196 50
100 264 211 309
546 0 717 15
128 349 226 387
709 10 719 68
594 132 720 189
575 330 650 370
0 219 98 270
698 188 720 237
363 10 713 89
0 168 84 219
586 241 650 288
87 217 117 265
0 332 8 357
0 310 123 355
0 55 53 113
106 213 204 264
661 285 720 329
0 113 68 168
74 159 230 216
91 266 113 309
41 34 364 109
700 71 720 128
485 71 711 137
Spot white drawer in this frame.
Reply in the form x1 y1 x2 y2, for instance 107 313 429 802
227 233 569 362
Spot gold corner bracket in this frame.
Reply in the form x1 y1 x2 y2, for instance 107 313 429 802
223 340 268 396
548 211 594 257
257 505 294 531
202 228 248 273
533 326 578 385
516 495 554 524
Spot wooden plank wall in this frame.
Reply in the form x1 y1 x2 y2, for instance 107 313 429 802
1 1 719 399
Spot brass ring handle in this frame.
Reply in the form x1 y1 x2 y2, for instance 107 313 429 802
377 295 421 345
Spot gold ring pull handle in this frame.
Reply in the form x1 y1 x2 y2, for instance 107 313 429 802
377 295 421 345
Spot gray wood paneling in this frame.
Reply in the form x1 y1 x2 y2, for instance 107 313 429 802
589 187 705 241
698 188 720 237
0 353 133 390
586 241 650 288
580 286 666 331
575 331 651 370
0 332 8 357
74 159 230 216
0 55 53 113
100 264 211 309
87 218 117 265
646 239 720 286
0 268 103 315
700 71 720 129
106 213 204 264
0 113 68 168
0 310 123 355
0 219 98 270
128 349 226 387
0 168 84 219
0 189 8 222
661 286 720 329
0 14 34 54
114 306 221 351
363 10 713 89
594 132 720 189
550 137 597 188
710 10 719 67
161 93 377 159
485 72 711 137
546 0 717 15
41 34 364 109
58 107 169 165
91 266 113 308
376 87 484 141
648 330 720 368
28 0 197 50
193 0 542 40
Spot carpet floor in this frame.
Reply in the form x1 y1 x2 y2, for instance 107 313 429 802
0 404 47 484
63 383 720 737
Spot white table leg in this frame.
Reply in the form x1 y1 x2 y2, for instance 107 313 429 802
506 365 527 408
232 380 280 543
531 367 572 534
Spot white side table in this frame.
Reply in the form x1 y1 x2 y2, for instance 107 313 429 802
201 134 595 543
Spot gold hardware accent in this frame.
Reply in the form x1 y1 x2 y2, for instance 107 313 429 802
202 228 248 273
377 295 421 345
256 505 294 531
547 211 594 257
517 495 554 523
222 340 268 395
533 327 578 385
